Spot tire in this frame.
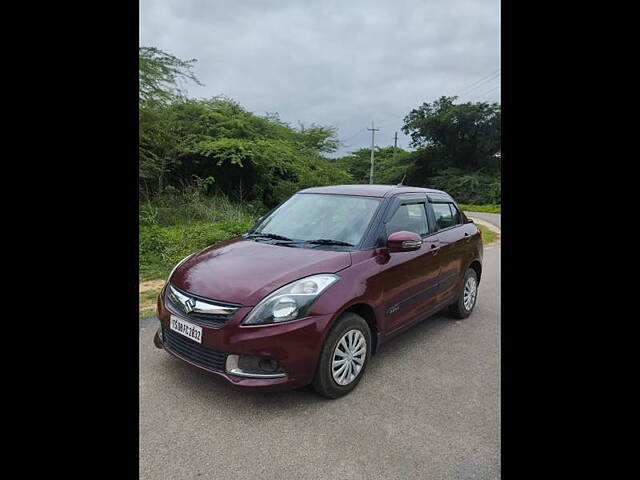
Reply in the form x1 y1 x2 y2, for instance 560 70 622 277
312 312 372 399
448 268 479 319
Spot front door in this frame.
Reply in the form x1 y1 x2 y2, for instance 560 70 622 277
378 197 441 334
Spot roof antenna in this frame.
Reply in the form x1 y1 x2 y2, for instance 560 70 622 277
397 174 406 186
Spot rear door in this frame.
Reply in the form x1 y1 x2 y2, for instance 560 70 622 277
378 195 441 333
427 200 468 305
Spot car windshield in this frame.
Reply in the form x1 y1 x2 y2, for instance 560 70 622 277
253 193 381 246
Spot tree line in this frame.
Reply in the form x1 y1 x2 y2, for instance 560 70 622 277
140 47 500 208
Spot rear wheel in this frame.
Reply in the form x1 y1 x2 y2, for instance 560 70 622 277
312 312 371 399
448 268 479 319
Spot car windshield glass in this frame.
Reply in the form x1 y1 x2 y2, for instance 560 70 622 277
254 194 381 246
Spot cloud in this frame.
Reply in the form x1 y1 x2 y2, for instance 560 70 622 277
140 0 500 157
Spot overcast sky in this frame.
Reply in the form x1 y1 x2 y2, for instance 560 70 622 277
140 0 500 157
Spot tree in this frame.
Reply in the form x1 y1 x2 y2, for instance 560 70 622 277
336 146 412 184
296 123 340 154
139 47 203 194
139 47 203 105
402 96 500 174
399 96 501 203
168 97 349 205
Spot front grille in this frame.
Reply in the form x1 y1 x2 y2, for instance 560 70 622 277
165 295 228 328
163 327 228 372
165 284 240 328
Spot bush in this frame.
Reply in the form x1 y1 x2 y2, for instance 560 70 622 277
139 219 253 281
427 168 500 204
140 188 259 227
139 190 257 281
184 137 352 207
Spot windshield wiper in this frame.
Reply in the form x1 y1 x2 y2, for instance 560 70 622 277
306 238 354 246
246 232 293 241
246 233 353 247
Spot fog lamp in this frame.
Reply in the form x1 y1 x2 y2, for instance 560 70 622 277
225 354 286 378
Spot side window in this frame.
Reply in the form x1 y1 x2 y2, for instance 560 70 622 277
432 203 455 231
386 203 429 236
448 203 462 225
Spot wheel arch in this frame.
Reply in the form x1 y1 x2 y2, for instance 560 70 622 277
468 259 482 284
333 302 380 355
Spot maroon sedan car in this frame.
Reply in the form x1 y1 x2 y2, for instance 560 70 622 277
154 184 482 398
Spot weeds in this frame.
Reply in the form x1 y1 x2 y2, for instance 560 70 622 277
139 191 259 281
459 204 501 214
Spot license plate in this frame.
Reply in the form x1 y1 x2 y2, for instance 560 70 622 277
170 315 202 343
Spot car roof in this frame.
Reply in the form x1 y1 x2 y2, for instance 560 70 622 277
297 184 449 198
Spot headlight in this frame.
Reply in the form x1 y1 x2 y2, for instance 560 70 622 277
243 274 340 325
167 253 195 281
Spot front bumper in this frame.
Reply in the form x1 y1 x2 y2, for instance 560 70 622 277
154 286 334 391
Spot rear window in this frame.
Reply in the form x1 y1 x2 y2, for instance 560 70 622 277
432 203 461 231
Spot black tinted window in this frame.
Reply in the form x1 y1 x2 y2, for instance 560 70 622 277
432 203 458 231
448 203 461 225
386 203 428 236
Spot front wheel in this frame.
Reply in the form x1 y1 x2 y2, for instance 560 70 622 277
312 312 371 399
448 268 479 319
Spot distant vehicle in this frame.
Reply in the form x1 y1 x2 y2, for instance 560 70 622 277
154 184 483 398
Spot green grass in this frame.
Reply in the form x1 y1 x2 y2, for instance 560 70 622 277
140 219 254 281
140 192 260 227
477 224 499 245
139 288 161 318
139 193 257 282
459 203 501 214
138 193 258 315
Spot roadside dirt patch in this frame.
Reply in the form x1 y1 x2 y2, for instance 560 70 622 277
140 279 165 293
139 280 164 317
468 216 501 246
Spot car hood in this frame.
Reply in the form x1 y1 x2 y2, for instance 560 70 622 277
170 237 352 306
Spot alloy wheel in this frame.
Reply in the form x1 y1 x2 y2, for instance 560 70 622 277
463 276 477 311
331 329 367 386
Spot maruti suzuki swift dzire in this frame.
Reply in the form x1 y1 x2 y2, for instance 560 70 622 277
154 184 482 398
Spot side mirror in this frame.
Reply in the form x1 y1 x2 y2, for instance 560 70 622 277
387 231 422 252
256 216 264 223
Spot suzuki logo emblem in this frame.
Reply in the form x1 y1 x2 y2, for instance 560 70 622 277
183 297 196 314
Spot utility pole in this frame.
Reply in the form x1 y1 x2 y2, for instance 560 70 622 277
392 131 398 163
367 121 380 184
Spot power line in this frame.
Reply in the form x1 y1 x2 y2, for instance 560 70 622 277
341 127 368 143
453 69 501 99
453 69 500 96
341 119 401 148
468 84 501 102
457 74 500 101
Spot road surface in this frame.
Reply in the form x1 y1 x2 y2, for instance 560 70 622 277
140 242 501 479
464 211 501 229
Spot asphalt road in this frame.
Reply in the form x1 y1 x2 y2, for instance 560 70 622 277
463 212 501 229
140 243 501 479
